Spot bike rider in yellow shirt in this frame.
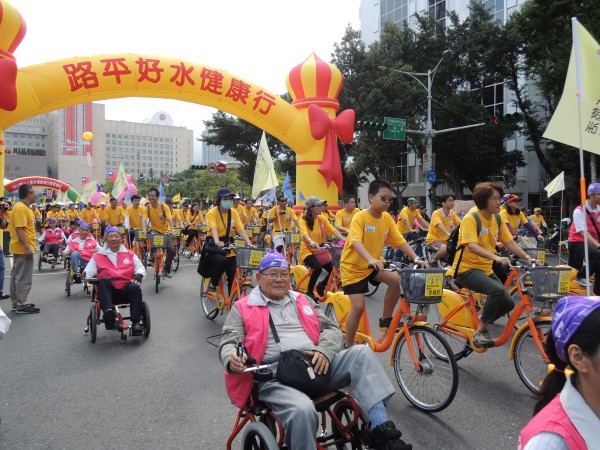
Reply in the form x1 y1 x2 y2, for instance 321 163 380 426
244 198 259 225
426 194 461 266
268 195 299 253
341 180 427 347
529 207 547 233
105 197 125 226
335 194 360 236
142 188 176 278
125 194 146 245
233 195 249 227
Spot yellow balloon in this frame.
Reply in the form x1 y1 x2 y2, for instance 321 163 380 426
82 131 93 141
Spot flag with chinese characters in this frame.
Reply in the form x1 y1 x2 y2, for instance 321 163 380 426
544 19 600 155
251 132 279 198
80 179 97 204
111 163 127 199
282 172 294 205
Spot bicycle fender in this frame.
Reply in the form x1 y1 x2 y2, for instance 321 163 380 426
509 320 551 361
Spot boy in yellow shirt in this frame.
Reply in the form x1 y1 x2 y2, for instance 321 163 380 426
341 180 426 347
335 194 360 235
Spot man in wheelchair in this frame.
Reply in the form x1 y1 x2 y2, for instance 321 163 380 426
219 251 412 450
83 226 146 335
62 221 101 282
37 218 65 262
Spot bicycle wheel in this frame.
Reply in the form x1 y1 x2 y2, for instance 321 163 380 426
558 248 569 264
427 305 471 361
392 325 458 413
140 248 147 268
331 398 369 450
173 248 180 272
513 320 551 394
89 306 97 343
141 301 151 337
233 283 254 303
241 422 279 450
66 271 71 297
325 303 339 326
200 277 220 320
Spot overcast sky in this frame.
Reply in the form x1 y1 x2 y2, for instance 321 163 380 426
9 0 361 161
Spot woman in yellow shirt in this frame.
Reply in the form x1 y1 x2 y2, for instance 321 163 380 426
452 183 533 348
183 202 205 250
299 196 344 299
426 194 461 265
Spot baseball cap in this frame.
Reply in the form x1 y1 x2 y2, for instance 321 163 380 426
553 296 600 362
534 207 542 213
588 182 600 195
233 194 241 200
407 198 417 205
165 198 173 204
217 187 233 198
505 194 521 204
259 250 290 272
305 196 326 208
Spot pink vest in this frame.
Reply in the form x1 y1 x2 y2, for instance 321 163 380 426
92 250 136 289
70 231 80 240
224 294 320 408
44 228 63 245
68 238 98 262
519 395 586 450
568 205 600 243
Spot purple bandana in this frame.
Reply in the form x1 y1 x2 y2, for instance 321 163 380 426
259 250 290 272
553 296 600 362
78 220 91 230
104 226 120 237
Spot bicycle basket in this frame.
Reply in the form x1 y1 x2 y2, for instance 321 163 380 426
173 227 182 237
150 233 169 248
330 246 343 268
133 230 146 240
522 247 546 266
399 269 446 304
236 247 266 270
528 266 571 300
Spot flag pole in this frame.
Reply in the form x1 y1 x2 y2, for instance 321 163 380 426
572 17 591 295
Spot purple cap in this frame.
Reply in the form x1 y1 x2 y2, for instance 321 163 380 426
78 220 91 230
104 226 120 236
258 250 290 272
588 182 600 195
553 296 600 362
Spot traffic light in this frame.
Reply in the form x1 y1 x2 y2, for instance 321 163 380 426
488 112 525 126
428 187 436 202
356 120 387 131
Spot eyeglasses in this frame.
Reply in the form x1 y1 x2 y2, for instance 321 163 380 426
489 196 502 202
376 196 392 203
279 200 287 203
261 272 291 280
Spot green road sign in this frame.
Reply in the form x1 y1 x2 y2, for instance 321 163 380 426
383 117 406 141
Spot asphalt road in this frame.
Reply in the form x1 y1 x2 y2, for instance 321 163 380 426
0 253 557 450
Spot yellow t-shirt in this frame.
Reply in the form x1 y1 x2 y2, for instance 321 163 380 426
236 204 248 225
530 214 545 229
397 206 423 234
299 216 337 263
335 208 360 232
341 210 407 286
143 202 172 233
269 206 296 233
105 206 126 225
66 209 79 220
186 209 205 230
125 205 146 229
80 208 99 224
426 208 461 244
32 209 42 221
46 210 62 225
452 210 513 276
171 209 183 227
205 207 244 239
245 206 259 224
499 208 528 235
97 207 107 221
9 201 36 254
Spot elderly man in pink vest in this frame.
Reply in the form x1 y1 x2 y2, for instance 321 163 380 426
84 226 146 335
219 251 412 450
62 221 101 283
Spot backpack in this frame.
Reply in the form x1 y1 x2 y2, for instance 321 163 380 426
446 212 502 267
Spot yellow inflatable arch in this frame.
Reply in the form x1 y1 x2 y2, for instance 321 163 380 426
0 0 354 206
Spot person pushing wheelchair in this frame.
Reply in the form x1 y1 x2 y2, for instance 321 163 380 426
219 250 412 450
83 226 146 335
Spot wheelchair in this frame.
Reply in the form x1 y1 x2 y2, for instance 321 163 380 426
37 243 65 271
64 256 92 297
227 364 368 449
84 278 150 343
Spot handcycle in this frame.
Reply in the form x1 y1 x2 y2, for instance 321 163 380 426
222 337 369 450
290 243 343 301
431 261 570 394
199 245 262 320
324 263 459 412
84 278 150 343
37 242 65 271
65 256 92 297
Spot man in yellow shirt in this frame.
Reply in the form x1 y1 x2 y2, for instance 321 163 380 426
166 199 184 228
397 198 429 239
335 194 360 235
244 198 259 225
66 203 80 222
125 194 146 244
341 180 425 347
31 203 42 233
529 207 547 232
105 197 126 226
234 195 249 226
452 183 534 347
142 188 175 277
268 195 299 253
80 202 99 225
8 184 39 313
426 194 462 265
45 204 63 228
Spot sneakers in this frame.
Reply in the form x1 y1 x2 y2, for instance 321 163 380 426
316 283 326 297
206 283 217 295
575 277 591 287
0 293 9 300
379 316 393 331
103 309 116 330
162 270 172 278
131 321 144 336
363 421 412 450
472 328 494 348
14 304 40 314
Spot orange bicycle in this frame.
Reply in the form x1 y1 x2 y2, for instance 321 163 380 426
183 233 203 259
325 264 458 412
131 230 147 267
148 232 169 293
199 245 263 320
290 244 342 301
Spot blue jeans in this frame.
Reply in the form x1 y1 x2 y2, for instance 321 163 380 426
70 251 89 273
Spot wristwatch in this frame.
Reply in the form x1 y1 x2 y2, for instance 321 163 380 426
414 257 421 263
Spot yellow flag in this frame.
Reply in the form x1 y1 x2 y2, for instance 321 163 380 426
251 132 279 198
111 163 128 199
544 20 600 155
41 197 46 206
172 193 181 203
80 179 98 204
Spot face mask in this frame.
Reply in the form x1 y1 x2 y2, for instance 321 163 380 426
221 200 233 209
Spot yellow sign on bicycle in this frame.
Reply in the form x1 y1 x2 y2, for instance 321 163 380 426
153 235 165 247
537 250 545 265
174 228 181 237
136 231 146 240
559 270 570 294
291 233 301 244
253 226 261 235
92 223 100 230
235 238 245 248
249 250 263 267
118 226 125 234
425 273 443 298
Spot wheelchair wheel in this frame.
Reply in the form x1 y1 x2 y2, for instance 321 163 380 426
66 271 71 297
200 277 219 320
173 250 180 272
331 398 369 450
89 306 97 343
38 253 42 271
141 301 151 337
241 422 279 450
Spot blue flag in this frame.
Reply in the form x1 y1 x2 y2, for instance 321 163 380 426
158 182 166 203
260 187 276 204
298 190 306 202
282 172 294 205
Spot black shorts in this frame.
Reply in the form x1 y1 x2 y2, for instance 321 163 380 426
343 270 380 295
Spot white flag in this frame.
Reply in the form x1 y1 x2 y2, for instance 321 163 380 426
111 163 128 199
544 171 565 198
251 132 279 199
80 180 97 204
